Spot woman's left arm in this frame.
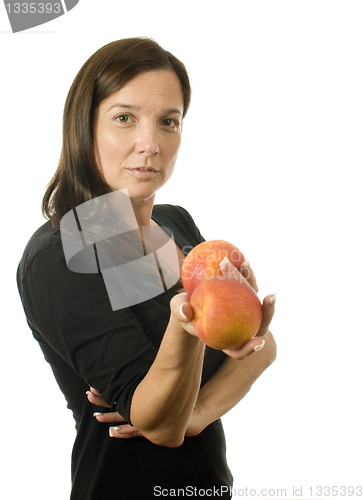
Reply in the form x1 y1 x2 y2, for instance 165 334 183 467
185 327 276 436
89 259 277 438
186 256 277 434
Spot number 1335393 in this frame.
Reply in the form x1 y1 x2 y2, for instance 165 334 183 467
6 3 62 14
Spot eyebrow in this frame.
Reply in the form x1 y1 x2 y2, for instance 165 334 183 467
107 103 182 115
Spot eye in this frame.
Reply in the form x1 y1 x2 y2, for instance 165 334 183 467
161 118 180 130
115 114 131 123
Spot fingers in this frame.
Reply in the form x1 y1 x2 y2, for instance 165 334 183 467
92 408 143 439
219 257 249 284
255 292 276 337
240 259 258 293
219 257 258 292
89 387 102 397
109 425 144 439
223 336 266 360
86 388 112 408
93 414 143 439
93 411 126 424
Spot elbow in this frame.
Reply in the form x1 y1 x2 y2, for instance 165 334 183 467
151 435 185 448
142 429 185 448
130 407 186 448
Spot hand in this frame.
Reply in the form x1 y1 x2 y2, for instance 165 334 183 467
170 259 275 361
87 387 206 439
169 291 197 336
86 387 144 439
216 257 276 360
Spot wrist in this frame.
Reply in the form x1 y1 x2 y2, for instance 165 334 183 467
167 310 201 344
257 330 277 368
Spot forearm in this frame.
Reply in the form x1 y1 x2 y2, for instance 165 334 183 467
130 314 206 447
192 330 277 433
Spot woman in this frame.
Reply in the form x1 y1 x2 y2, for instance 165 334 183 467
17 37 276 499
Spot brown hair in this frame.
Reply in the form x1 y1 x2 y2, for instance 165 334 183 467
42 37 191 227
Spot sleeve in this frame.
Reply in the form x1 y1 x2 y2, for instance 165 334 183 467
19 241 160 424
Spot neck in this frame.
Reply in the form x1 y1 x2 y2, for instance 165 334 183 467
131 195 156 227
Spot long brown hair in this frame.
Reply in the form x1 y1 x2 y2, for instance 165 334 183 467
42 37 191 228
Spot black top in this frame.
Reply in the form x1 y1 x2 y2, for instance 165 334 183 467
17 204 233 499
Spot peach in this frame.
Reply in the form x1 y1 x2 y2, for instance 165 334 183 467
181 240 245 297
190 276 262 350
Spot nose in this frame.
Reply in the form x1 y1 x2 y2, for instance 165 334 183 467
135 123 159 157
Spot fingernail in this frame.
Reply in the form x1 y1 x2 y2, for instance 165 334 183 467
270 292 276 305
179 303 188 320
86 391 92 397
219 257 231 271
93 412 102 417
109 427 116 437
254 340 265 352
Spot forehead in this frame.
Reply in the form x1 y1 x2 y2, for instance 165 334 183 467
102 70 184 111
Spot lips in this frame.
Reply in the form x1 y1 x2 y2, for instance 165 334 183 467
127 167 159 179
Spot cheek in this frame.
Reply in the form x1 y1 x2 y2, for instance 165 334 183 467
95 131 126 165
98 132 118 154
166 136 182 162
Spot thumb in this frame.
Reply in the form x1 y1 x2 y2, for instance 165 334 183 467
170 293 197 336
170 292 193 322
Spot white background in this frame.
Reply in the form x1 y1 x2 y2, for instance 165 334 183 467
1 1 363 499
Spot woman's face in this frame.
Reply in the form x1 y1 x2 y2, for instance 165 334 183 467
93 70 184 202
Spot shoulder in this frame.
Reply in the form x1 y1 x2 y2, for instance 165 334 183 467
17 220 62 283
152 204 199 228
152 204 205 254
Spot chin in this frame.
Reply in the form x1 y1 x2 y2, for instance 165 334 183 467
110 184 157 202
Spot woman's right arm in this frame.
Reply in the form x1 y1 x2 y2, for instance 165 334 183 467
19 240 210 448
128 293 205 448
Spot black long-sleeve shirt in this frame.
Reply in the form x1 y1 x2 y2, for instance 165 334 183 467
17 204 233 499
